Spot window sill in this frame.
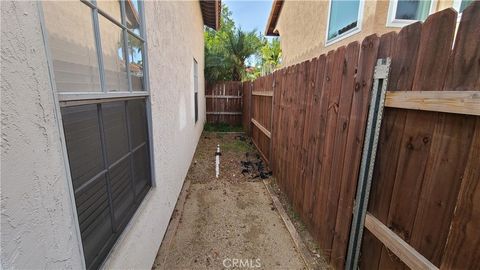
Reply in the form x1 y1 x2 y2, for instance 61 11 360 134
58 91 149 106
325 27 362 47
386 19 421 28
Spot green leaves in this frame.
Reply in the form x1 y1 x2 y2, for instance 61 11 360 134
205 4 263 82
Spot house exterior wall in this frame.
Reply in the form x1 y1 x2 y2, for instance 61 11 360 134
275 0 455 66
1 1 85 269
1 0 205 269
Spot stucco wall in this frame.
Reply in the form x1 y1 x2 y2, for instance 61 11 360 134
1 1 84 269
101 1 206 269
2 0 206 269
275 0 380 66
275 0 455 66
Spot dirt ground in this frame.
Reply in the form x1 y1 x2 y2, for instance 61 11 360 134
153 132 307 269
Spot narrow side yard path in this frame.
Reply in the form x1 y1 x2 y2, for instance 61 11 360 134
153 133 306 269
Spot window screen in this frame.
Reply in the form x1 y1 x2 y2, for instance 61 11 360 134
394 0 431 21
62 100 151 269
42 0 147 97
42 1 101 92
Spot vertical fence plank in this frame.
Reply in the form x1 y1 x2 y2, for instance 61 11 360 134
331 34 379 269
410 6 478 266
378 9 457 269
444 2 480 91
440 118 480 269
359 31 398 270
301 55 326 227
313 46 346 256
306 51 335 234
293 60 313 213
297 58 316 218
324 42 360 268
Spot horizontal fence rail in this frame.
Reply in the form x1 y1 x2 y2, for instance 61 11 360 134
242 3 480 270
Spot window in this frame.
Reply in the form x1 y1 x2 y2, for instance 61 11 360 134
193 58 199 123
326 0 364 45
61 100 151 270
43 0 146 99
387 0 435 27
453 0 473 13
42 1 151 269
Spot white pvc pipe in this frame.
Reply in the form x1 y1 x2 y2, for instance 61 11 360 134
215 144 220 178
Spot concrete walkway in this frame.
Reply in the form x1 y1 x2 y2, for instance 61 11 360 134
153 133 306 269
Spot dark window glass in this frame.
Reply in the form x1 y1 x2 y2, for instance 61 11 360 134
194 59 199 123
62 99 150 270
127 99 148 148
62 105 104 188
102 101 129 164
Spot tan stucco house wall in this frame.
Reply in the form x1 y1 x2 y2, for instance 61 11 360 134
269 0 462 66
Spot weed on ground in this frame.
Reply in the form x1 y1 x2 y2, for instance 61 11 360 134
203 123 244 132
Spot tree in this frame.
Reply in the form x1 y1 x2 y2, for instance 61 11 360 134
223 28 263 81
204 4 263 82
259 38 282 75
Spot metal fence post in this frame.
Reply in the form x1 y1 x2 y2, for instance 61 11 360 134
345 58 391 270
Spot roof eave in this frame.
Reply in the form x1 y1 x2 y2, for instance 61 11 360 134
200 0 221 30
265 0 284 36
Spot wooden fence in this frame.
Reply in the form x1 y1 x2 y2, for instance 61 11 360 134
243 4 480 270
206 81 243 125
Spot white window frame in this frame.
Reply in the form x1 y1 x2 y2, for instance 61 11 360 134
47 0 150 103
325 0 365 47
386 0 437 28
453 0 471 22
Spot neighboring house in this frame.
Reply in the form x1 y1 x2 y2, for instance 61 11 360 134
1 0 220 269
265 0 473 66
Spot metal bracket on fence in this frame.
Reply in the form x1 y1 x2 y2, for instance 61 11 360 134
345 57 391 270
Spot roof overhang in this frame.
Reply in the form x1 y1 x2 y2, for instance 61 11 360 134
265 0 284 36
200 0 221 30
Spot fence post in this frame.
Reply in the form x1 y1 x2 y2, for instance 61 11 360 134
249 81 253 136
345 58 391 270
269 73 276 170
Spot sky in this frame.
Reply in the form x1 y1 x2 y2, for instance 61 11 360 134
223 0 273 37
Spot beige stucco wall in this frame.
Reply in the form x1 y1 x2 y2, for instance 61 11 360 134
275 0 457 66
2 0 206 269
1 1 85 268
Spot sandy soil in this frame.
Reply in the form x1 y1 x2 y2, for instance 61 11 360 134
153 133 306 269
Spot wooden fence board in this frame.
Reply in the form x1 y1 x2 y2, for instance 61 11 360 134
301 55 326 227
409 7 476 266
304 52 333 230
365 22 422 270
385 91 480 115
444 2 480 91
359 31 398 270
243 6 480 269
324 42 359 267
440 118 480 269
330 35 379 269
206 81 243 125
292 60 312 213
312 46 346 256
297 58 318 217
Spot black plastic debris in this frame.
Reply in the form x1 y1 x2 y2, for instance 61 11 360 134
234 135 247 141
240 151 272 180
